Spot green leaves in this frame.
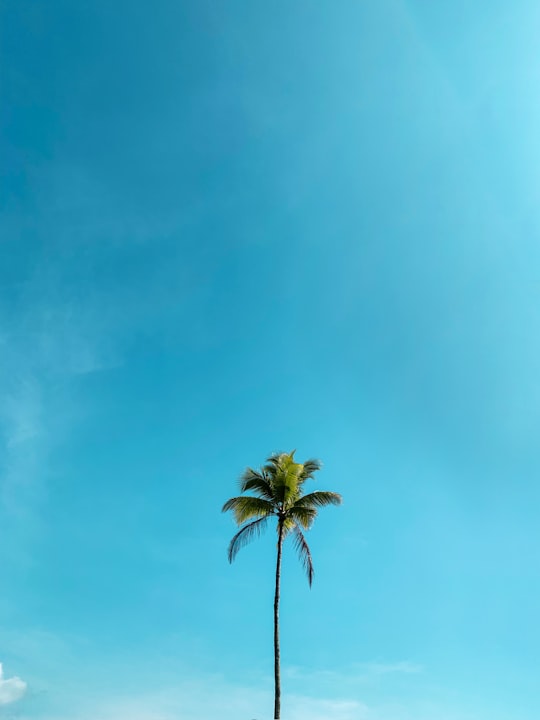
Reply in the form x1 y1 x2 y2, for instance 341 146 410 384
292 525 314 586
264 451 304 507
294 491 343 509
221 496 275 524
223 451 342 584
227 517 269 563
288 505 317 531
298 458 322 483
239 468 274 501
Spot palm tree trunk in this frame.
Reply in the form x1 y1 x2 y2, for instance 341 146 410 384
274 520 284 720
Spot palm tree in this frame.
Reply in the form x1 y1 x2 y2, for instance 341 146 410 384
222 451 342 720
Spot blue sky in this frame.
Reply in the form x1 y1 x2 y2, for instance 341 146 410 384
1 1 540 718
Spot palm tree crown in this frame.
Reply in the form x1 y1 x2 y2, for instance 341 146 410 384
222 450 342 584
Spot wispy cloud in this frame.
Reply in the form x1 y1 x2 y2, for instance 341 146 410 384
0 377 49 572
284 659 423 685
13 674 482 720
0 239 190 557
0 634 483 720
15 680 368 720
357 661 423 676
287 694 369 720
0 664 27 706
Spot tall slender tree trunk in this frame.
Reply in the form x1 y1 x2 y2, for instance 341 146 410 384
274 520 284 720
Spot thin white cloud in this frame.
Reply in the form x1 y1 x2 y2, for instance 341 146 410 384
0 647 485 720
0 663 27 706
284 660 423 685
26 683 369 720
287 694 369 720
22 680 480 720
359 661 423 676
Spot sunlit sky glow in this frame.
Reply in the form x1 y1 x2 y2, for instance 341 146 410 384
1 1 540 719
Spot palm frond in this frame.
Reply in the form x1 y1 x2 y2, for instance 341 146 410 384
239 468 275 501
292 524 314 586
287 504 317 530
222 496 275 524
265 451 304 508
227 516 269 563
294 491 342 509
281 515 296 537
298 458 322 484
263 451 284 474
